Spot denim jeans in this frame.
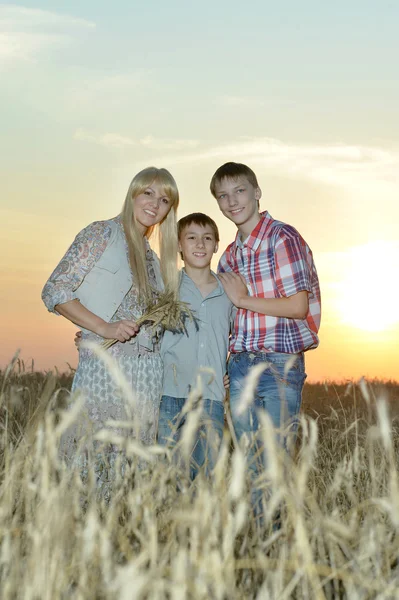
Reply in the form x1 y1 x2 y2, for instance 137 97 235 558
157 395 225 480
228 351 307 519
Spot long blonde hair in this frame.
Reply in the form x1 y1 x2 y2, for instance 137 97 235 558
121 167 179 303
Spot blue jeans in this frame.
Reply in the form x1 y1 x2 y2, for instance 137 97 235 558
157 395 225 480
228 351 307 519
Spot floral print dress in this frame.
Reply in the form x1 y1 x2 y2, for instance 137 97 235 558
42 216 163 494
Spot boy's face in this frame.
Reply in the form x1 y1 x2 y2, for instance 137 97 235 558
179 223 219 268
213 176 261 231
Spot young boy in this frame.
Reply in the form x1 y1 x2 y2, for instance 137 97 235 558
210 162 321 513
157 213 233 479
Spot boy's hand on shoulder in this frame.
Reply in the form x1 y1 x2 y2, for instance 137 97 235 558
218 272 248 308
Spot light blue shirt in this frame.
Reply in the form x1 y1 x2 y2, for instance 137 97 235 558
161 270 233 402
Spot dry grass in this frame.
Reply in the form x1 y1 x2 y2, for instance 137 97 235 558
1 357 399 599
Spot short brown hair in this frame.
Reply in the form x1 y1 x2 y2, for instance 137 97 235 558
178 212 220 242
210 162 259 198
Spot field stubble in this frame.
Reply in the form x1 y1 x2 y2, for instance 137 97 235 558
1 356 399 599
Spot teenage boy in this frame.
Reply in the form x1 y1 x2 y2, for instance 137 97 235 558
210 162 321 508
157 213 233 479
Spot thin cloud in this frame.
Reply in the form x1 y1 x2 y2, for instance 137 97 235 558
74 129 136 149
216 96 265 108
74 129 200 151
138 137 399 187
0 5 95 64
73 129 399 188
140 135 200 151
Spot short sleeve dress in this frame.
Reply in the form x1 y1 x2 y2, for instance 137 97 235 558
42 215 164 494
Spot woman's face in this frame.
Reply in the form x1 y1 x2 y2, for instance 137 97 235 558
133 181 173 234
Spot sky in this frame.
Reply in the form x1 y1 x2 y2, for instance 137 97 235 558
1 1 398 382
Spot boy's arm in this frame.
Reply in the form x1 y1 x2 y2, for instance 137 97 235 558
219 228 312 320
218 272 308 318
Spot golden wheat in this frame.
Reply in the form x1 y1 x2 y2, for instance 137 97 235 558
101 290 199 350
1 359 399 598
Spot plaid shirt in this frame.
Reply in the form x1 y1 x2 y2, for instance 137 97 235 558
217 211 321 354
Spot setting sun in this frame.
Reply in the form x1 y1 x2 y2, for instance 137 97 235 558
336 241 399 332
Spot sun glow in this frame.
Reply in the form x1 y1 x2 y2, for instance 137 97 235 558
336 241 399 332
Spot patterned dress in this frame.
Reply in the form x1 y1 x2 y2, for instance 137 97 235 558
42 216 163 494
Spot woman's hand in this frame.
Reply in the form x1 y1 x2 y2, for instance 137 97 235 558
56 300 139 342
74 330 82 349
74 321 139 347
223 372 230 390
98 320 139 342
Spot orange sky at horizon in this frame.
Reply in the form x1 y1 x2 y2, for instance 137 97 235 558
3 272 399 384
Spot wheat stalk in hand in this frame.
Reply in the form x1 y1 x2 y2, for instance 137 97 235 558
101 290 198 350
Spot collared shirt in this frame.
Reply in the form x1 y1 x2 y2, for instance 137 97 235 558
217 211 321 354
161 270 233 402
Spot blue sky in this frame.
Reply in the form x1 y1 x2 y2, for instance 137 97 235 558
3 0 398 143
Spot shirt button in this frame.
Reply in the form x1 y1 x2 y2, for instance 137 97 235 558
200 343 204 348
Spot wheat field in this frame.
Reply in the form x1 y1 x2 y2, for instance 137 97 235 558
1 356 399 599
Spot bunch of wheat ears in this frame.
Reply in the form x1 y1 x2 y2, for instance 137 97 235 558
101 290 199 350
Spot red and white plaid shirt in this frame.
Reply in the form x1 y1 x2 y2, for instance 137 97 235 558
218 212 321 354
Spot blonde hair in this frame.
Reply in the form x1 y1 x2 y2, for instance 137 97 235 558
121 167 179 303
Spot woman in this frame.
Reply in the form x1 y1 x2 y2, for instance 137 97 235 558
42 167 179 490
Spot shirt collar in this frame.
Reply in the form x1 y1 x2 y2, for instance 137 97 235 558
212 271 227 296
181 268 225 297
234 211 274 252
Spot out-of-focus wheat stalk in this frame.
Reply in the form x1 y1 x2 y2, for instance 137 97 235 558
1 359 399 598
101 290 199 350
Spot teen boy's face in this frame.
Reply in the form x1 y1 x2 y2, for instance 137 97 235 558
214 176 261 234
179 223 218 268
